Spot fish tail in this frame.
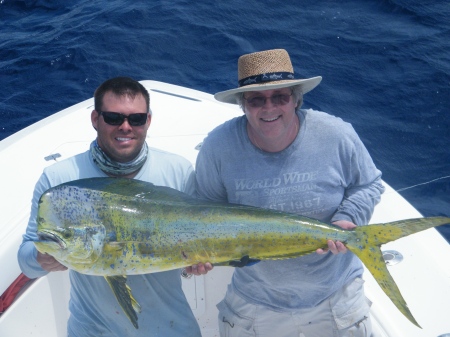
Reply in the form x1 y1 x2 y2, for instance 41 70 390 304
347 216 450 328
357 216 450 246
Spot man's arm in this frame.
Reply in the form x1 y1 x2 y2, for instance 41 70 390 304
17 174 67 278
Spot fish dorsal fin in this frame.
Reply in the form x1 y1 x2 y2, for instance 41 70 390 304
55 178 309 213
104 275 142 329
57 177 195 204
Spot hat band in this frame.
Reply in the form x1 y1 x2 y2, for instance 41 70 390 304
238 72 295 87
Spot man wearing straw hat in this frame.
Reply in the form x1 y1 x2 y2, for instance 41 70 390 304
195 49 384 336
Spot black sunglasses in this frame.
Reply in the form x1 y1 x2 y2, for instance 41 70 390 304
97 111 148 126
244 92 293 108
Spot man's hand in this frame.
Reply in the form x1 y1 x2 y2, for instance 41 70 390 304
183 262 213 276
316 220 357 255
37 251 68 272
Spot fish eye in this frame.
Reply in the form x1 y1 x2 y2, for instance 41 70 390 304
62 229 73 239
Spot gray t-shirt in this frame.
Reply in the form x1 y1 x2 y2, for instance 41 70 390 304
195 109 384 311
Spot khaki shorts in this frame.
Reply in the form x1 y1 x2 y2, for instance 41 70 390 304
217 277 372 337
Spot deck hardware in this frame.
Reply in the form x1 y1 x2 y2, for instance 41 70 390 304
382 250 403 266
44 153 61 161
181 268 192 279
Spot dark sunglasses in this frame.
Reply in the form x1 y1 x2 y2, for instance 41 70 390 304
244 92 293 108
98 111 148 126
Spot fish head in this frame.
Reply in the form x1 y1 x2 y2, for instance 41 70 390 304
34 183 107 268
35 224 106 264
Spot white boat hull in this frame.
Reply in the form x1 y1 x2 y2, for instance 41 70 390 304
1 81 449 337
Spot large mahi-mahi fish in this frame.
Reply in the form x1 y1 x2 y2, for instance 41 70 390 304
34 177 450 329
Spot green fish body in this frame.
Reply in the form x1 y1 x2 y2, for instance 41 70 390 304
34 177 450 329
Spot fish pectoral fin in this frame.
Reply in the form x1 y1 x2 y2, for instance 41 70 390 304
107 242 126 251
105 276 141 329
352 247 421 328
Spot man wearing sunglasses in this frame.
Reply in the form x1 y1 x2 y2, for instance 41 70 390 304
18 77 211 337
195 49 384 337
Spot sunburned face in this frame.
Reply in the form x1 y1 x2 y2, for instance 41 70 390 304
243 88 299 153
91 91 151 163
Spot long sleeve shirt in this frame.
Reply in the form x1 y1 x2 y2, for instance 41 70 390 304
18 146 201 337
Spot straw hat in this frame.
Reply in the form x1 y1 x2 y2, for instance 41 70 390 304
214 49 322 104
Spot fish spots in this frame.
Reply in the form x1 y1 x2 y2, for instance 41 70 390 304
108 232 117 241
181 251 188 259
138 243 155 256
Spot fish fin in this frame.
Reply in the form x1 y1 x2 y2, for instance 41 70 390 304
105 276 141 329
266 250 319 260
62 177 196 203
360 217 450 246
350 244 421 328
228 255 260 267
213 250 319 268
346 217 450 328
107 242 126 251
220 250 318 268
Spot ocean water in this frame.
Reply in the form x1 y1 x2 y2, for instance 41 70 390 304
1 0 449 239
